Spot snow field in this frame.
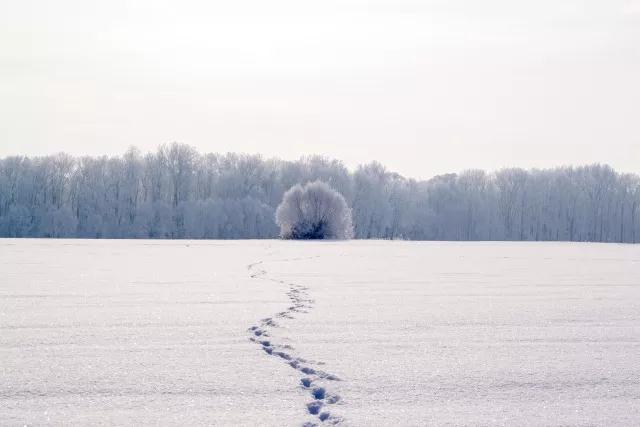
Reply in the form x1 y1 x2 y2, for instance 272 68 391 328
2 240 639 426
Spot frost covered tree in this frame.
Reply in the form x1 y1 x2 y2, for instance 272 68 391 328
1 145 639 242
275 181 353 240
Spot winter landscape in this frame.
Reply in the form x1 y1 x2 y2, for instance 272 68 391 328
2 239 639 426
2 0 640 425
2 152 640 426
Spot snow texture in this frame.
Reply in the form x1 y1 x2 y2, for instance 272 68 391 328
1 239 640 426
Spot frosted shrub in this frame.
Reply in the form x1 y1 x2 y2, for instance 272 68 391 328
276 181 353 240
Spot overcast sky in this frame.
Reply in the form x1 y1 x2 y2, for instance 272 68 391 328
1 0 639 179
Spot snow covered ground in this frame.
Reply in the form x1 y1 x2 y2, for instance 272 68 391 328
1 240 639 426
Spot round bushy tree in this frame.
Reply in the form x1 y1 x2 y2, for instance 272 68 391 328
275 181 353 240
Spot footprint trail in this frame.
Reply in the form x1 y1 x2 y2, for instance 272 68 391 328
247 258 344 426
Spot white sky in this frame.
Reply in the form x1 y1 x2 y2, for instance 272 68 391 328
1 0 639 179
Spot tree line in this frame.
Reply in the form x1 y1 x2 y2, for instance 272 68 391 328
0 143 638 242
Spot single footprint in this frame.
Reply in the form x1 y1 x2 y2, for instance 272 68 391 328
307 401 323 415
312 387 326 400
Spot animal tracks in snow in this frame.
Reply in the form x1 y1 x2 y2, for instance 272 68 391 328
247 257 344 426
